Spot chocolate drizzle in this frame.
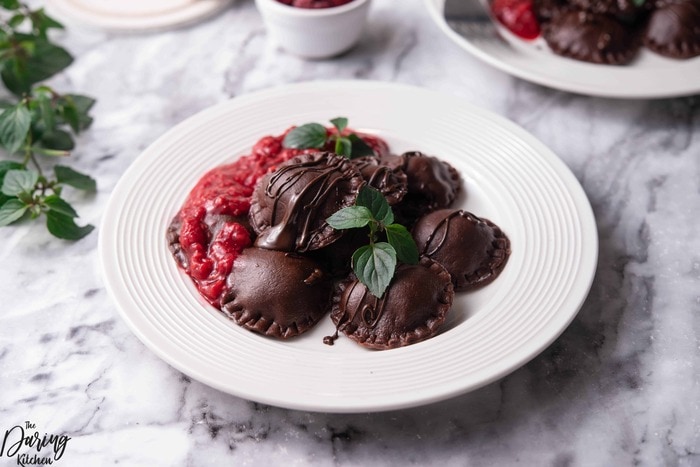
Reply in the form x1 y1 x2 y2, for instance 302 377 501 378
413 209 511 291
250 152 363 252
323 279 388 345
328 258 454 350
351 156 408 206
342 280 388 327
420 209 463 257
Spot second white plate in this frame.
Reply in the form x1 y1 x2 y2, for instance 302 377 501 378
99 81 598 412
425 0 700 99
47 0 232 32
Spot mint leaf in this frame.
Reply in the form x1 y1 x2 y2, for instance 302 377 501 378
37 93 55 131
0 161 24 182
0 0 21 9
0 162 24 206
2 169 38 196
632 0 645 6
25 42 73 86
66 94 95 114
0 103 31 153
1 41 73 96
46 210 94 240
352 242 397 298
55 165 96 191
326 205 373 230
60 100 81 133
356 186 393 226
348 134 375 159
282 123 327 149
40 129 75 151
29 8 65 39
385 223 419 264
0 198 27 226
44 195 78 218
334 136 351 158
64 94 95 131
9 13 25 29
330 117 348 133
1 58 30 97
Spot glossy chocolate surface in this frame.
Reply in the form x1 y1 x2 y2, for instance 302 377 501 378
542 10 642 64
329 258 454 350
351 156 408 206
249 152 363 252
383 151 461 223
221 248 332 338
412 209 511 291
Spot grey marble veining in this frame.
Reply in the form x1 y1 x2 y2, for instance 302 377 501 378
1 0 699 465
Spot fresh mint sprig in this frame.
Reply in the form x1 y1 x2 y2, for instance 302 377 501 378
0 164 94 239
0 2 97 240
326 186 419 298
282 117 375 159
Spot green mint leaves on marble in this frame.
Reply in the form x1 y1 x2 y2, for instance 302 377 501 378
0 2 96 240
0 164 95 239
282 117 376 159
327 186 419 298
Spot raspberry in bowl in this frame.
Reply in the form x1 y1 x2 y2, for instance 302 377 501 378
276 0 355 7
255 0 370 59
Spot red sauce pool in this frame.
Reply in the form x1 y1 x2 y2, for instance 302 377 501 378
170 126 389 307
276 0 355 8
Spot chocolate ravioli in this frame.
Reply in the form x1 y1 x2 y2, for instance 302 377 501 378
221 248 332 338
351 156 407 205
328 258 454 350
412 209 510 292
568 0 648 21
644 1 700 59
542 10 642 64
381 151 461 223
249 152 364 252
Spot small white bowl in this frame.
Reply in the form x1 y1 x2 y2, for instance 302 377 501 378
255 0 371 59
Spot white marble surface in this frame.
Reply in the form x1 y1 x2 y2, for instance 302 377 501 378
2 0 699 465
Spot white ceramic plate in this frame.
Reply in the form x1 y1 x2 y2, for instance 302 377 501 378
425 0 700 99
47 0 232 32
99 81 598 413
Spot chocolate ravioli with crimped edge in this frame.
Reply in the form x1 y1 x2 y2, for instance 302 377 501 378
249 151 364 252
221 248 332 339
380 151 461 224
328 257 454 350
350 155 407 206
412 209 511 292
644 0 700 59
540 9 642 65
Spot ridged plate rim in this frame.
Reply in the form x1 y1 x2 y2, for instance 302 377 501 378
425 0 700 99
98 80 598 412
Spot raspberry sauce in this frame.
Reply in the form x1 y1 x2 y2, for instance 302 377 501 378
170 126 388 307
